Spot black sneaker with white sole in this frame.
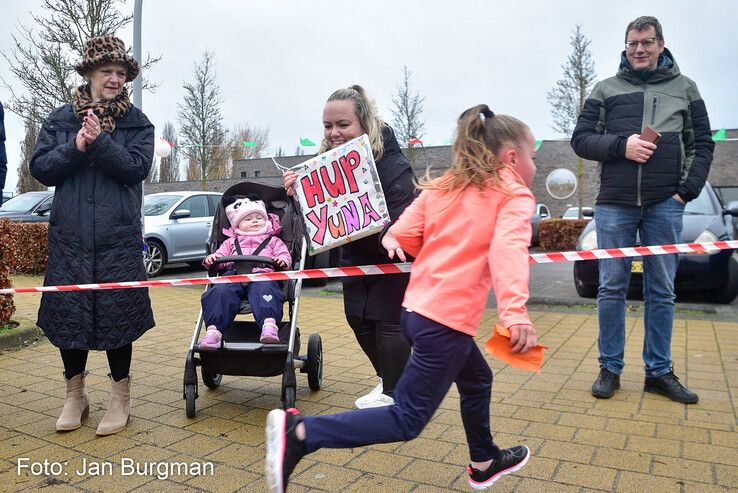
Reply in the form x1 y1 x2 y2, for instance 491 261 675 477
265 408 305 493
467 445 530 490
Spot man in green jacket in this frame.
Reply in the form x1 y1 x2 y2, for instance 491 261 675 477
571 16 714 404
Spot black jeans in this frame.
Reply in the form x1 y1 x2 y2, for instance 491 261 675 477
346 317 411 397
60 344 132 382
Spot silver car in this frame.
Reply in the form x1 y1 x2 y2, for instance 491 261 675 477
143 191 222 277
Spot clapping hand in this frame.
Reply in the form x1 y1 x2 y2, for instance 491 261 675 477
81 110 102 145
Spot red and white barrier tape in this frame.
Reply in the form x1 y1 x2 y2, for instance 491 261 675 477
2 240 736 295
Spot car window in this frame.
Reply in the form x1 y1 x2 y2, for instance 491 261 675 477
684 188 716 215
37 196 54 210
0 193 49 212
144 195 181 216
207 195 221 215
179 195 210 218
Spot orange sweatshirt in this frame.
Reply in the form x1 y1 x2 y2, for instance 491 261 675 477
392 170 534 337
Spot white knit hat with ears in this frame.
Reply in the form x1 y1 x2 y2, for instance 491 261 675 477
225 197 269 235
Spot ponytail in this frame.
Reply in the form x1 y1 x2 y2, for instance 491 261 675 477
420 104 529 191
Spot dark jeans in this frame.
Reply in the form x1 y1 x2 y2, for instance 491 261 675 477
60 344 132 381
303 310 500 462
347 316 411 397
201 271 285 330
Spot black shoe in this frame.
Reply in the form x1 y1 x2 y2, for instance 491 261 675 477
265 408 306 492
592 368 620 399
467 445 530 490
644 371 699 404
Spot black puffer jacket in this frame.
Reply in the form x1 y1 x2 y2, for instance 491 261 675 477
341 126 417 322
571 48 714 206
30 103 155 350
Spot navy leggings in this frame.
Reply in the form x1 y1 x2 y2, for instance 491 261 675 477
60 344 132 382
303 309 501 462
201 271 285 330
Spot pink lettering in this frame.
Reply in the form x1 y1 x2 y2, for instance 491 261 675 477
320 161 347 198
358 192 381 227
341 201 361 235
338 150 361 193
300 170 325 208
305 205 328 245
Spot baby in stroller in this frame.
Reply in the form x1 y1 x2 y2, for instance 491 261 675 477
199 195 292 348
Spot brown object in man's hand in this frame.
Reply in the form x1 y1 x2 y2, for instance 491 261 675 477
640 126 661 144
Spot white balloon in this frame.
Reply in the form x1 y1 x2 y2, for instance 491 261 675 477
154 139 172 158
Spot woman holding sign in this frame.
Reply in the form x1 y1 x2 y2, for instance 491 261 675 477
284 85 416 409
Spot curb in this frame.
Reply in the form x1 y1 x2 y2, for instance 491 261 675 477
0 319 44 351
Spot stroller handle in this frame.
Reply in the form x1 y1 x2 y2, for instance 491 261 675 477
208 255 281 277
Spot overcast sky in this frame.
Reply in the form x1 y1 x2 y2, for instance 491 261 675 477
2 0 736 193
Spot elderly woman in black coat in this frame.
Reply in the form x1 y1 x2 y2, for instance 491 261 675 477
30 36 155 436
284 85 416 409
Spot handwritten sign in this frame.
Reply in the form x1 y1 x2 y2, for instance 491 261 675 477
292 134 389 255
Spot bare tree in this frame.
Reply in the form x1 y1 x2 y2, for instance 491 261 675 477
185 149 200 181
158 121 180 182
391 65 425 164
16 118 46 193
226 124 270 177
547 24 596 218
145 160 158 184
1 0 160 126
177 51 226 190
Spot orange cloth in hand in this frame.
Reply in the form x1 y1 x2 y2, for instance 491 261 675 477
485 324 548 373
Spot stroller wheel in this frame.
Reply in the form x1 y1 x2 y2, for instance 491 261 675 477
201 363 222 389
306 334 323 391
184 384 197 418
281 386 296 410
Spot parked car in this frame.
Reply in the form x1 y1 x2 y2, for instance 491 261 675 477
2 191 14 204
573 183 738 303
562 206 594 220
0 191 54 222
143 191 223 277
530 203 551 247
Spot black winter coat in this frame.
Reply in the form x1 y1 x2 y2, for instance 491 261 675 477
30 103 155 350
341 126 417 322
571 49 714 207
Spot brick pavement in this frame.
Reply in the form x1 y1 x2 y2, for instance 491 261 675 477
1 275 736 492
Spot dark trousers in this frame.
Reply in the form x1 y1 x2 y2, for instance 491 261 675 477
347 317 410 397
60 344 132 381
303 310 501 462
201 273 285 330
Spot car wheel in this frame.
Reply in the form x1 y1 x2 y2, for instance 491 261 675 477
144 240 166 277
574 273 598 298
707 254 738 304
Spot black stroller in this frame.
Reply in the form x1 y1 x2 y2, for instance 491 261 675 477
183 182 323 417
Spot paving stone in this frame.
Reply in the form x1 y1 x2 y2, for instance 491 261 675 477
3 276 737 492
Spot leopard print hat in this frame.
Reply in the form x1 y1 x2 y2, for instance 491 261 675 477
75 36 140 82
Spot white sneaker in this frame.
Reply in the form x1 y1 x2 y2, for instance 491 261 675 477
356 393 395 409
355 379 383 409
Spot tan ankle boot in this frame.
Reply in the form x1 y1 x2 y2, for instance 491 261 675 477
56 371 90 432
96 375 131 436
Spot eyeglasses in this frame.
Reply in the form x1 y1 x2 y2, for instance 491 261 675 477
625 37 658 51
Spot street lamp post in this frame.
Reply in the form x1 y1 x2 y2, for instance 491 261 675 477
132 0 143 109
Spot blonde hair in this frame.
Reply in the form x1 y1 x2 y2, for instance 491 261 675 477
420 104 530 191
319 85 385 161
